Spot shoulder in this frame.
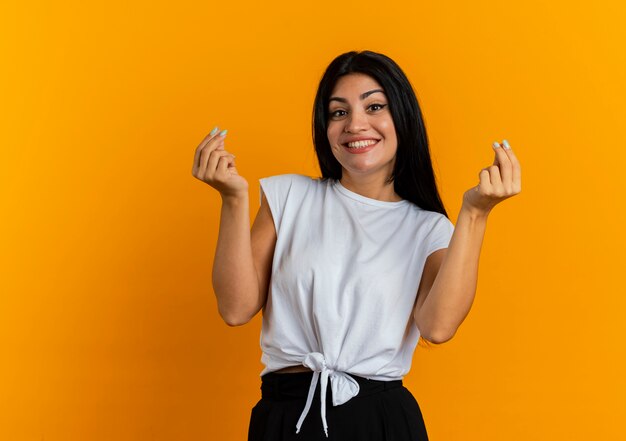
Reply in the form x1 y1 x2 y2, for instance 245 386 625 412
421 211 455 254
259 173 317 186
403 204 454 230
259 173 320 195
430 211 455 227
258 174 320 207
425 211 455 237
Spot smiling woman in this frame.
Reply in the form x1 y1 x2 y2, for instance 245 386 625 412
311 51 450 213
326 74 399 200
193 50 522 441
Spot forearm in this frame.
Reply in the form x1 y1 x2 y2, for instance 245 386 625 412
211 193 259 325
415 206 489 342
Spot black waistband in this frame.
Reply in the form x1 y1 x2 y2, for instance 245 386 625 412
260 371 403 402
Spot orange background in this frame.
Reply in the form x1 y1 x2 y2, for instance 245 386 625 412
1 1 625 440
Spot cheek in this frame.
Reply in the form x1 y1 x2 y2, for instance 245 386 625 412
381 119 395 133
382 121 397 142
327 127 341 146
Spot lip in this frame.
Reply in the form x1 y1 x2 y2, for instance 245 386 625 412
342 139 380 154
342 137 381 145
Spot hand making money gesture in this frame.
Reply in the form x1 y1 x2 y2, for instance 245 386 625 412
462 139 522 216
191 126 248 199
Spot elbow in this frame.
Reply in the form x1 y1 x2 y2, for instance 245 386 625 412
421 327 456 345
218 305 256 327
222 315 250 327
416 314 456 344
220 311 252 327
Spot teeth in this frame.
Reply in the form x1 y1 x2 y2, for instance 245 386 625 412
347 140 378 148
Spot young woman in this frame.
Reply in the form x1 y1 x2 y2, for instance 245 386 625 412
192 50 522 441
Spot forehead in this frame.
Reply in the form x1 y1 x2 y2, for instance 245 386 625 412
330 73 384 97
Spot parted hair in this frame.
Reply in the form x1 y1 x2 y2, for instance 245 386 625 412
312 50 449 218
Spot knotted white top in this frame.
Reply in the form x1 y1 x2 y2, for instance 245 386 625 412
258 174 455 436
294 352 360 437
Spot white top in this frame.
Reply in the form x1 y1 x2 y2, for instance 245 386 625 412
257 173 455 437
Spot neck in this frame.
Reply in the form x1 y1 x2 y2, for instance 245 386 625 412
339 174 402 202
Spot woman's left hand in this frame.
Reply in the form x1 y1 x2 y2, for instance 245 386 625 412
462 140 522 217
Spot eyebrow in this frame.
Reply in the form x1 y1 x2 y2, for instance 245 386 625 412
329 89 385 104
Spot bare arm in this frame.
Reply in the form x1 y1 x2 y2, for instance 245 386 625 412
413 209 487 344
191 127 277 327
413 140 521 343
212 192 276 326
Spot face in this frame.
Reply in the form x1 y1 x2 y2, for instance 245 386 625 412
326 73 398 181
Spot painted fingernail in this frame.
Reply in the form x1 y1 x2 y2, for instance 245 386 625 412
502 139 511 150
493 141 500 149
219 129 228 137
210 126 219 136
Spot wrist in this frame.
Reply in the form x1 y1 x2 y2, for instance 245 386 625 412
460 203 491 221
220 191 248 205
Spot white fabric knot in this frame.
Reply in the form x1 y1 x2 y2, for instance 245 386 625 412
294 352 360 437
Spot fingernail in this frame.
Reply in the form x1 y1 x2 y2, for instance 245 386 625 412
210 126 219 136
493 141 500 149
219 129 228 137
502 139 511 150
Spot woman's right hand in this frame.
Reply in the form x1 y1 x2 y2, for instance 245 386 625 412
192 128 249 199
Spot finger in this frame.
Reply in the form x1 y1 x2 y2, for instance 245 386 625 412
193 127 221 171
492 141 513 188
492 142 501 166
195 129 228 171
501 140 522 190
216 153 235 176
198 134 227 172
205 150 232 178
199 126 221 149
478 168 492 192
215 129 228 151
487 165 503 192
205 130 227 154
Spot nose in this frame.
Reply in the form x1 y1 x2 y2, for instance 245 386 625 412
344 108 370 133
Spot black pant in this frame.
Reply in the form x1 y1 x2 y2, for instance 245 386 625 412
248 371 429 441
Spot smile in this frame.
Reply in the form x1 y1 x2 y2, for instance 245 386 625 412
342 139 380 153
345 139 379 148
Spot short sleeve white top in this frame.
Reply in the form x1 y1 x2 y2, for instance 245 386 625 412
257 173 455 436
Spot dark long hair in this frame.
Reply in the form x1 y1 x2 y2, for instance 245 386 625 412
312 50 449 217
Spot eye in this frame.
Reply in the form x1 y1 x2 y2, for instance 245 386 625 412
329 104 388 119
368 103 387 112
